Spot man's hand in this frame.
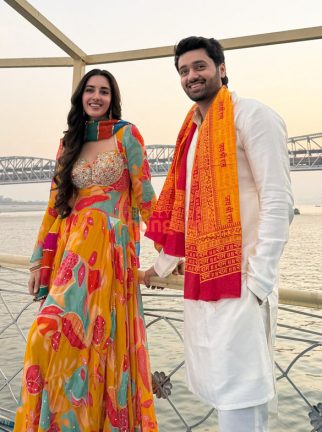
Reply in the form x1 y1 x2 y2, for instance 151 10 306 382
28 269 40 296
143 266 158 287
172 259 185 276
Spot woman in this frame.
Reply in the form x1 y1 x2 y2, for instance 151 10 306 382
14 69 158 431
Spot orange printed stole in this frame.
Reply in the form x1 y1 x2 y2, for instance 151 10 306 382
145 86 242 301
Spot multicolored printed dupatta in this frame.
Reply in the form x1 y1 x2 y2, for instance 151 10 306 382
145 86 242 301
84 119 129 142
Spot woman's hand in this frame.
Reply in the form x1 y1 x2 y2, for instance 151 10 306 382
28 269 40 296
143 266 158 288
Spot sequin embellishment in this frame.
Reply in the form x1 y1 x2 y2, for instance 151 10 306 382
72 150 124 189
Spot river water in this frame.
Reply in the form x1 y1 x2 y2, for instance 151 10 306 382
0 174 321 431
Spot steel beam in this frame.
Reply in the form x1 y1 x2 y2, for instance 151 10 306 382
1 22 322 68
85 46 174 65
85 26 322 65
220 26 322 50
4 0 86 60
72 60 85 92
0 57 74 68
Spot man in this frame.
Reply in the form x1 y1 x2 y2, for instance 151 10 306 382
144 36 293 432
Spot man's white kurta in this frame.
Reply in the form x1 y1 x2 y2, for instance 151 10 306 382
154 93 294 410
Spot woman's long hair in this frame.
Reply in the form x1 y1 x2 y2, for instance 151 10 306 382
54 69 122 218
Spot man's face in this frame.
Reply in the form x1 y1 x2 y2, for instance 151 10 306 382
177 48 225 103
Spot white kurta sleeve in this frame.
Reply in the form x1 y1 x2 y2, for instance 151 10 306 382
154 249 181 278
240 102 294 302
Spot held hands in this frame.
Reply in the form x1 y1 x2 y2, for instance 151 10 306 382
142 266 158 288
141 260 185 288
28 268 40 296
172 259 185 276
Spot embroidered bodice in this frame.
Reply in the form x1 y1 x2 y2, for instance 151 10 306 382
71 150 124 189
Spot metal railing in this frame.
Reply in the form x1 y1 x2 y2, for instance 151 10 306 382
0 257 321 431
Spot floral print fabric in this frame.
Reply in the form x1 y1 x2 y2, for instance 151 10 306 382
14 124 158 431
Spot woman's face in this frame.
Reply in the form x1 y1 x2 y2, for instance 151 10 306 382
82 75 112 120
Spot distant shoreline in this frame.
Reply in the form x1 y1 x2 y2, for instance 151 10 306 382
0 203 46 213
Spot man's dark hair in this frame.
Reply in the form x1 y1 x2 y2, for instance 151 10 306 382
174 36 228 85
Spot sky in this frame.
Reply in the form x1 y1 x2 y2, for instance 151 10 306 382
0 0 322 202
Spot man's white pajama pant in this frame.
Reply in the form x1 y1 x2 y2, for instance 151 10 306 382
217 403 268 432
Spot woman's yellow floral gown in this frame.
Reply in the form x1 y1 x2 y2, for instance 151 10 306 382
14 123 158 431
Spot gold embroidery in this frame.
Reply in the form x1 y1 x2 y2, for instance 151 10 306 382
72 151 124 189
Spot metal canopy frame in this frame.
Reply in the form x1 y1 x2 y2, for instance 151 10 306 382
2 0 322 92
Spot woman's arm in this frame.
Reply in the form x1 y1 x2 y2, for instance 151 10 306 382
122 124 157 223
29 140 63 295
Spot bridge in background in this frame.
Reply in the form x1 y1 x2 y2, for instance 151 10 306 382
0 134 321 185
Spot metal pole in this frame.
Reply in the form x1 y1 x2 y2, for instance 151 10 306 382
72 60 85 94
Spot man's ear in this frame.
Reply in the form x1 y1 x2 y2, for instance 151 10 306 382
219 63 226 78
